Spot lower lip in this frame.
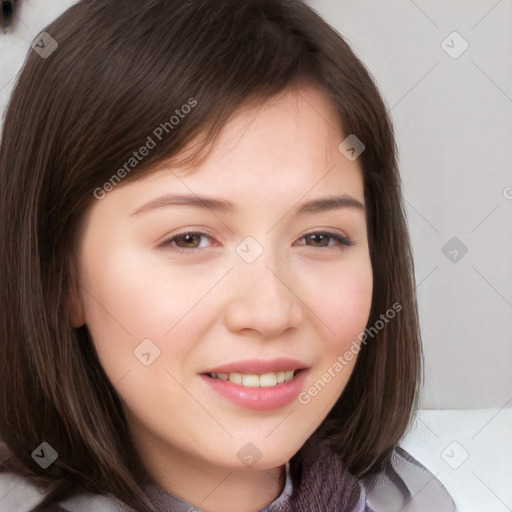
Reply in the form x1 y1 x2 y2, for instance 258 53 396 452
201 370 308 411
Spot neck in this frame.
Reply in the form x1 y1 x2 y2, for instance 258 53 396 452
135 435 286 512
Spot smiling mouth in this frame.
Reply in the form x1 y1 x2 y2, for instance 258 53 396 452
201 366 308 410
206 370 300 388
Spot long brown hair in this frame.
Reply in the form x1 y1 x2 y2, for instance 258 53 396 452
0 1 422 510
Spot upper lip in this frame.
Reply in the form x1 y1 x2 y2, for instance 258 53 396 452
203 357 309 374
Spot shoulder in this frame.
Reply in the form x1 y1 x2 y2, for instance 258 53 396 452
0 470 45 512
360 446 456 511
0 471 127 512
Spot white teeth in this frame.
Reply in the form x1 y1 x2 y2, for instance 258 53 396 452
284 370 294 381
210 370 296 387
259 372 277 387
242 374 260 387
229 372 242 385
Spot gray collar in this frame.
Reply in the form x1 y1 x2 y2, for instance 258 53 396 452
144 461 293 512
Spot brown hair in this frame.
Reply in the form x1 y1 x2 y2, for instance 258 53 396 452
0 0 422 510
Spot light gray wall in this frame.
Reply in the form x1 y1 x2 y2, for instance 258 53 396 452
309 0 512 409
1 1 510 409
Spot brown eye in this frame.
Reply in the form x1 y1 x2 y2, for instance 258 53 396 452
161 232 213 253
173 233 203 248
305 233 330 247
301 232 352 248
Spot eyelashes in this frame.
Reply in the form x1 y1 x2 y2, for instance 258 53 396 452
160 230 352 254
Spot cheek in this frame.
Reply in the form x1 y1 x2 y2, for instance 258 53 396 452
301 255 373 345
82 250 189 334
295 259 372 418
79 248 222 380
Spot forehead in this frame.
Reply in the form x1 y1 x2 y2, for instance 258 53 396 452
84 84 366 234
128 84 363 201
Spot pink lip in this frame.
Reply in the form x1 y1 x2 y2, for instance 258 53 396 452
203 357 308 374
200 369 309 411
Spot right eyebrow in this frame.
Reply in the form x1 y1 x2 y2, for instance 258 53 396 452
130 194 238 216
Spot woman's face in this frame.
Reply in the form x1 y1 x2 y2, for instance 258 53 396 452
74 84 372 482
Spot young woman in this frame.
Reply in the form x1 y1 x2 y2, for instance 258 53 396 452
0 1 455 511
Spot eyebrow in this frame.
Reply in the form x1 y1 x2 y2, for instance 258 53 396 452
130 193 365 217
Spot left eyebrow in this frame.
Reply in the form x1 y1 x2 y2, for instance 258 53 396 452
295 195 365 215
129 193 365 217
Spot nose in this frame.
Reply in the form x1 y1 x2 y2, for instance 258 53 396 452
224 255 303 337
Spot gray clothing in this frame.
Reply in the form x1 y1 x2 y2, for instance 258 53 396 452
0 443 455 511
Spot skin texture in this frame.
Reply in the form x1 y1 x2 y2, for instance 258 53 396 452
73 84 373 512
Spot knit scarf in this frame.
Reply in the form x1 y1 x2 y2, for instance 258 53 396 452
267 433 370 512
